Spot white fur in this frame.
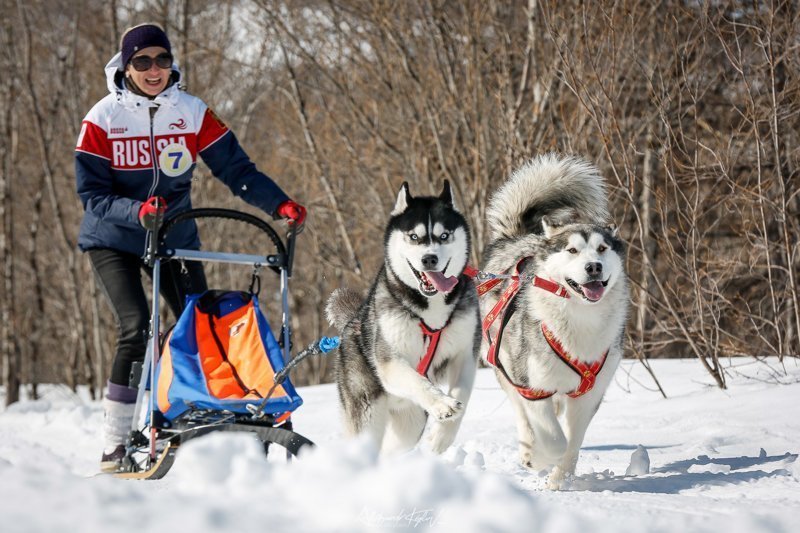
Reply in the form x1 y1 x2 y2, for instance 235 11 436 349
385 226 469 305
371 306 477 454
392 184 410 215
374 221 475 450
482 154 630 490
539 231 625 306
486 153 610 240
336 185 478 457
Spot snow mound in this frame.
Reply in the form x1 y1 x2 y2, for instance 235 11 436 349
625 444 650 476
172 433 544 531
688 463 732 474
1 359 799 532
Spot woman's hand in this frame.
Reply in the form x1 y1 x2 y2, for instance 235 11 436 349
277 200 307 233
138 196 167 230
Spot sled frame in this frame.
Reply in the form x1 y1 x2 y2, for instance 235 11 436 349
119 209 301 478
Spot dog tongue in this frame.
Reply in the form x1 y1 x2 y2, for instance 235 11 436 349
426 271 459 293
581 281 605 301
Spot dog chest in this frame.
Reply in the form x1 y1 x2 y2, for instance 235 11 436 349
377 310 476 368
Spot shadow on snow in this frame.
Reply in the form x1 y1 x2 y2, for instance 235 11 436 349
565 451 797 494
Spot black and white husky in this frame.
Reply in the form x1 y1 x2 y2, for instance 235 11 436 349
326 181 480 455
481 154 629 489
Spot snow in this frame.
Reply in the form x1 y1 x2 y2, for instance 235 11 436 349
625 444 650 476
1 358 799 532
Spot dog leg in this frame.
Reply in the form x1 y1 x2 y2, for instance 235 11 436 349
382 405 428 455
339 386 389 449
376 358 464 421
354 395 389 450
427 354 476 453
496 372 540 469
548 393 603 490
524 399 567 468
511 394 537 469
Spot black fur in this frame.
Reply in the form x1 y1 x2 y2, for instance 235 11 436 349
333 182 477 436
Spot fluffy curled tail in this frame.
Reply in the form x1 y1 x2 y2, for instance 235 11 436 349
325 288 362 331
486 153 610 240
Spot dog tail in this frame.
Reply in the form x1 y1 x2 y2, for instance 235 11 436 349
486 153 610 240
325 288 362 331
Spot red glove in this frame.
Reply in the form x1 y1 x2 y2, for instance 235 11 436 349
276 200 307 233
138 196 167 230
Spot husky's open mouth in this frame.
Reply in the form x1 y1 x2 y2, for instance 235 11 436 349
565 277 609 302
407 260 457 296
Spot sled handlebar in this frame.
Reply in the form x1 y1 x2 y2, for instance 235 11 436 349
156 208 293 273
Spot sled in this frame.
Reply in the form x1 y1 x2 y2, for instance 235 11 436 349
113 208 337 480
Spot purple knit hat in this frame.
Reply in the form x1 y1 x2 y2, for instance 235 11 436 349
121 23 171 67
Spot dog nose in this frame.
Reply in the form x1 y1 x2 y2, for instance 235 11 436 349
585 262 603 276
421 254 439 270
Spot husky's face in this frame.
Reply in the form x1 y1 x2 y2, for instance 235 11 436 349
385 181 470 297
539 220 625 304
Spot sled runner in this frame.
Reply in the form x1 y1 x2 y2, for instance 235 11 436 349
114 208 337 480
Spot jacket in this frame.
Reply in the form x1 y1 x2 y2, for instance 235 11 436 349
75 53 289 255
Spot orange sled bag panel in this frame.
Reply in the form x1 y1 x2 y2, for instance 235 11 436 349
154 290 302 421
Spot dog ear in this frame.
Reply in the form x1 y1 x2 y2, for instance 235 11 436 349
392 182 411 215
606 223 619 237
439 180 461 211
439 180 453 204
542 216 556 238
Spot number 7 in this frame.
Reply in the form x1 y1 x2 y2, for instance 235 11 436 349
167 151 182 170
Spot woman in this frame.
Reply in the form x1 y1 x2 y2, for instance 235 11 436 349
75 23 306 472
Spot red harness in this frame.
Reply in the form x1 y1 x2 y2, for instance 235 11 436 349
412 266 520 380
470 260 608 401
411 263 608 396
416 321 443 377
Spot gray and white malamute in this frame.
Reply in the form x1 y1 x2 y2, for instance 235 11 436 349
482 154 629 489
326 181 480 455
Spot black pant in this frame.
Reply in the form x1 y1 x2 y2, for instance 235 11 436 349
89 248 208 386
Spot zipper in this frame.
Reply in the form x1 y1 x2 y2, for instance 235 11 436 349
146 105 160 198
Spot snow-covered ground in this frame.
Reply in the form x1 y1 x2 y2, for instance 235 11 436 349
1 358 798 532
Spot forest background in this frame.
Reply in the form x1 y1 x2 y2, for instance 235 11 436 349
1 0 798 404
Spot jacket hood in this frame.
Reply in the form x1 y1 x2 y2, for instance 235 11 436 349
104 52 183 109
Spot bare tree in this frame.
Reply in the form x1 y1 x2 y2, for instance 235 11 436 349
1 0 21 405
2 0 797 402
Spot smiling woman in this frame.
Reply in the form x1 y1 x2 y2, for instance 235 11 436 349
120 24 173 96
74 22 308 473
126 47 173 96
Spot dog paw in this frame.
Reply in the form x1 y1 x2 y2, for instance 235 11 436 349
520 448 552 472
428 395 463 421
427 423 458 454
520 451 534 469
546 466 573 490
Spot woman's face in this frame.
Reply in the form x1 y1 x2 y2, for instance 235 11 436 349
125 46 171 96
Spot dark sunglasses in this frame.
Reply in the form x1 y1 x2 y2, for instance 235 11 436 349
129 52 173 72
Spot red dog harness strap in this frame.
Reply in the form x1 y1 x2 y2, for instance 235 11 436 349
531 277 570 298
490 319 609 401
480 259 568 364
473 258 606 401
483 281 558 401
484 276 521 366
541 324 608 398
464 265 502 296
417 322 443 378
465 264 571 299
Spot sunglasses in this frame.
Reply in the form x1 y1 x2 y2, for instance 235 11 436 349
129 52 173 72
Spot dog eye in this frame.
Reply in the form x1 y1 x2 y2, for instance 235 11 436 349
598 244 607 253
440 232 450 241
409 234 419 241
567 247 578 254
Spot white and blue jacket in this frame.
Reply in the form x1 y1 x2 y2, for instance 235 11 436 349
75 53 289 255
